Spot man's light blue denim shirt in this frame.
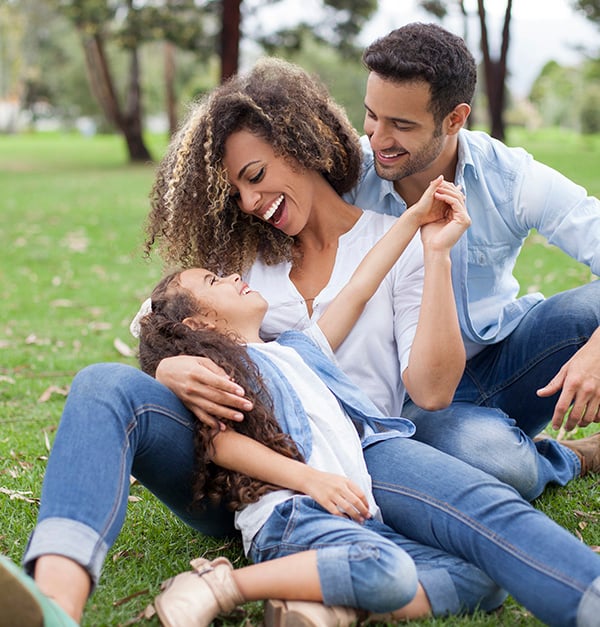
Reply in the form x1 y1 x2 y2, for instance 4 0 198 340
344 130 600 357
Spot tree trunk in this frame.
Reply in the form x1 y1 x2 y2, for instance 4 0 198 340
81 34 123 129
477 0 512 141
123 45 152 162
164 40 177 136
221 0 241 82
79 31 151 162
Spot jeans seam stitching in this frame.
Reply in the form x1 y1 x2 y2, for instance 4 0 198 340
372 480 588 593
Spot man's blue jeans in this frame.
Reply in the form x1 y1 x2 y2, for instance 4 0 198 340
23 362 600 625
403 281 600 500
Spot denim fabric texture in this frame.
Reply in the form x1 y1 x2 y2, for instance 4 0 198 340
23 361 600 625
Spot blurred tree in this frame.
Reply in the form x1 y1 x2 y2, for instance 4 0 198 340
52 0 214 161
6 0 377 154
529 60 579 128
573 0 600 23
255 0 377 60
419 0 513 140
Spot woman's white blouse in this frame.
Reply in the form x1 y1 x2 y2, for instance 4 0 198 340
245 210 424 416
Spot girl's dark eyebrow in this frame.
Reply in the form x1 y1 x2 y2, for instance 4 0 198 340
238 160 261 179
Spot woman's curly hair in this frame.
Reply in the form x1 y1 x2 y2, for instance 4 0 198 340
145 57 362 275
138 271 305 512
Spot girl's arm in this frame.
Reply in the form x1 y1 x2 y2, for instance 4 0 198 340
210 429 371 521
401 186 471 408
319 177 468 351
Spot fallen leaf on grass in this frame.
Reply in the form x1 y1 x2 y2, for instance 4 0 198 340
50 299 74 308
113 588 150 607
590 546 600 553
0 487 40 504
574 510 600 521
114 338 135 357
89 322 112 332
128 495 142 502
119 604 156 626
38 385 70 403
0 375 15 384
25 334 51 346
112 549 144 562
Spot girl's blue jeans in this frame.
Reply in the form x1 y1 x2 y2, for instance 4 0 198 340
403 281 600 501
23 362 600 625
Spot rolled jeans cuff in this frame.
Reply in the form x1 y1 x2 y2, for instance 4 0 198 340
23 517 107 590
578 576 600 627
317 544 357 608
417 567 461 616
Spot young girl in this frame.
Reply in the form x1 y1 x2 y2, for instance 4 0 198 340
135 177 600 627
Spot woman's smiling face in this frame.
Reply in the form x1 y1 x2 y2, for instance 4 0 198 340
223 129 317 237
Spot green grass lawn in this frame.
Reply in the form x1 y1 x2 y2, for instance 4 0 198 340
1 128 599 626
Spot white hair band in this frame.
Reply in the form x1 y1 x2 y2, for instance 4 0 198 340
129 297 152 338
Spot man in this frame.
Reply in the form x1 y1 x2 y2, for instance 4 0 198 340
344 22 600 500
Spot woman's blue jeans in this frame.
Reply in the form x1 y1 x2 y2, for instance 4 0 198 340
23 363 600 625
403 281 600 500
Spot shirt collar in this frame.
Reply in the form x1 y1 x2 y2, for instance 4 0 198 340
457 129 478 182
375 172 397 203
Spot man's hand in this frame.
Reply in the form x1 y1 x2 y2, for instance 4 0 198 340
155 355 253 429
537 329 600 431
301 468 372 523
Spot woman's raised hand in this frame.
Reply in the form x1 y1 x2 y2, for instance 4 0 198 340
155 355 253 429
418 178 471 252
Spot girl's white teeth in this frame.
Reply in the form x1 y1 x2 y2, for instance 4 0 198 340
262 194 284 221
241 287 251 295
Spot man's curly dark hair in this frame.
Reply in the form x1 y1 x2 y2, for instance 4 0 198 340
145 57 362 275
138 271 305 512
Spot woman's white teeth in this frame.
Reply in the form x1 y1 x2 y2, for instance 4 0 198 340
241 287 251 295
262 194 284 221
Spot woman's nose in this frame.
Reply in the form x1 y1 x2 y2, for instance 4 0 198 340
238 189 260 215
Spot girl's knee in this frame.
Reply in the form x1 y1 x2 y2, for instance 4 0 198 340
351 543 418 612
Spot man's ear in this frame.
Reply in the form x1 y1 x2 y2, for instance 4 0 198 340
445 103 471 135
182 315 216 331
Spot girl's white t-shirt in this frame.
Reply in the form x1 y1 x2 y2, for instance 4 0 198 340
244 210 424 417
235 325 380 553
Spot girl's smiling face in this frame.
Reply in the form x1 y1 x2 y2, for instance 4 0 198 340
179 268 267 338
223 129 317 237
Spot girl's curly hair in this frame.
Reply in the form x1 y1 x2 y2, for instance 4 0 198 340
145 57 362 275
138 271 305 512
